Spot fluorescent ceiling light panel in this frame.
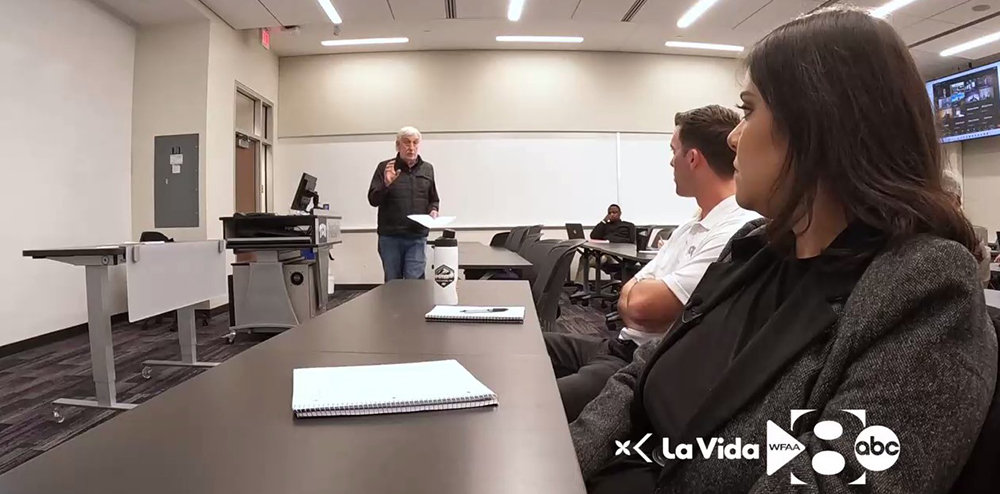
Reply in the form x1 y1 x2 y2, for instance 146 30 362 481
940 31 1000 57
496 36 583 43
318 0 342 24
321 37 409 47
508 0 526 21
677 0 721 28
665 41 744 52
870 0 922 18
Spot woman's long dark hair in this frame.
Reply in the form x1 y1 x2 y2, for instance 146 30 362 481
745 7 979 257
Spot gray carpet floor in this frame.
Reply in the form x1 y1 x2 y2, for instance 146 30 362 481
0 288 609 475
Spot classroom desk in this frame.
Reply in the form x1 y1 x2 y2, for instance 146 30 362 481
0 350 586 494
578 241 657 301
265 280 547 356
21 242 226 418
458 241 532 274
0 279 585 494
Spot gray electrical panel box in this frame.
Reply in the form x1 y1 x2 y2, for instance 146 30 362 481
154 134 199 228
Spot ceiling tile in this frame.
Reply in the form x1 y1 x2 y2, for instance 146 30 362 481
461 0 507 19
731 0 825 38
91 0 206 25
932 0 1000 24
388 0 444 21
203 0 277 29
520 0 582 20
572 0 636 22
897 18 959 44
850 0 971 18
262 0 393 26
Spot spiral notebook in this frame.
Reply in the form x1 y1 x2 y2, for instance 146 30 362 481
425 305 526 324
292 360 498 418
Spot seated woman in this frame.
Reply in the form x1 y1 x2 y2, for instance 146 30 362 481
570 7 998 493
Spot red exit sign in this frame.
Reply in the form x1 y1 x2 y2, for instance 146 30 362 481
260 27 270 50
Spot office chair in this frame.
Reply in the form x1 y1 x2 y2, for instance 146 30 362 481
949 306 1000 492
533 240 586 332
504 226 528 251
649 226 678 249
490 231 509 247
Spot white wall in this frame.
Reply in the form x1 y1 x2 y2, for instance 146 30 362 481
131 21 210 241
278 50 742 136
0 0 135 347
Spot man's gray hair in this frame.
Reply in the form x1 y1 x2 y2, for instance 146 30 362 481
396 126 421 142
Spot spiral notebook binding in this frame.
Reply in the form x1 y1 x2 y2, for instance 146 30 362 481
295 393 498 418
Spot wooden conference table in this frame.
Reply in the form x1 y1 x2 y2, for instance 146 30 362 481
0 280 585 494
578 241 658 300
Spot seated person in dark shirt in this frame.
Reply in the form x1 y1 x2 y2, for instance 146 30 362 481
575 205 636 283
590 204 635 243
570 8 996 493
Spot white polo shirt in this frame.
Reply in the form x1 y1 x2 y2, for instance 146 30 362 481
619 195 760 344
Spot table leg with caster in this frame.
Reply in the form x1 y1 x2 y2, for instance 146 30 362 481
50 264 137 421
141 305 219 379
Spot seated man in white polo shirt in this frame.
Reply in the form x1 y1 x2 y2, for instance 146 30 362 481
545 105 759 421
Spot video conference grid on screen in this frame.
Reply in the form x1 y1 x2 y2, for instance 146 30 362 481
928 62 1000 143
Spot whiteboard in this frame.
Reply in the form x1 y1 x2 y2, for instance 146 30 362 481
276 132 698 229
618 134 699 226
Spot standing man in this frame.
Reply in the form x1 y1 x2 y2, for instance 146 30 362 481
368 126 440 281
545 105 759 421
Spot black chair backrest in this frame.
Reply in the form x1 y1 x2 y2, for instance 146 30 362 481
517 232 542 259
636 226 652 250
527 224 543 236
951 307 1000 493
490 231 509 247
651 226 677 248
504 227 528 251
140 231 174 242
522 239 560 285
565 223 585 240
534 240 586 331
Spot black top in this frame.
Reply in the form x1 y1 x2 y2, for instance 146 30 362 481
587 224 878 493
591 220 636 244
367 154 440 238
642 252 815 438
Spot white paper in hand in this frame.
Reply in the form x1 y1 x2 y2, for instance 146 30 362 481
408 215 456 229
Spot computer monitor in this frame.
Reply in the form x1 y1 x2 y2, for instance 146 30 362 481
290 173 319 212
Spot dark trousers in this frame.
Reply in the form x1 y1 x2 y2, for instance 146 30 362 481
377 235 427 282
544 332 638 421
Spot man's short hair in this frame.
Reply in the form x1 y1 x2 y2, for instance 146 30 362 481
608 204 621 211
397 126 421 142
674 105 740 179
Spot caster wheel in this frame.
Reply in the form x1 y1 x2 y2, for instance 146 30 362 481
202 319 209 327
225 331 236 344
141 366 153 380
606 322 617 332
52 408 65 424
581 300 589 307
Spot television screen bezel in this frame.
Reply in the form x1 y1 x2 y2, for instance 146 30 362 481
927 60 1000 144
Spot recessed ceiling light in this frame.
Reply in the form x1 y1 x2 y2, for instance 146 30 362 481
321 37 409 47
508 0 526 22
940 31 1000 57
677 0 722 29
972 4 991 12
496 36 584 43
665 41 744 52
317 0 342 24
870 0 923 18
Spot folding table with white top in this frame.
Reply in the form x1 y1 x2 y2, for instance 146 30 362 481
22 241 227 422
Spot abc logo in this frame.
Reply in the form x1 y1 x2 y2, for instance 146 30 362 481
854 426 900 472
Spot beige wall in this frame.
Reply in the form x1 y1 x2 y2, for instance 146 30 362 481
278 50 742 137
204 19 279 243
131 21 211 242
963 139 1000 240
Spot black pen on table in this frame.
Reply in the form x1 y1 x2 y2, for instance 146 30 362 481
460 308 508 313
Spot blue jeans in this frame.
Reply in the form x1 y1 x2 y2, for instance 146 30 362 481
378 235 427 281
